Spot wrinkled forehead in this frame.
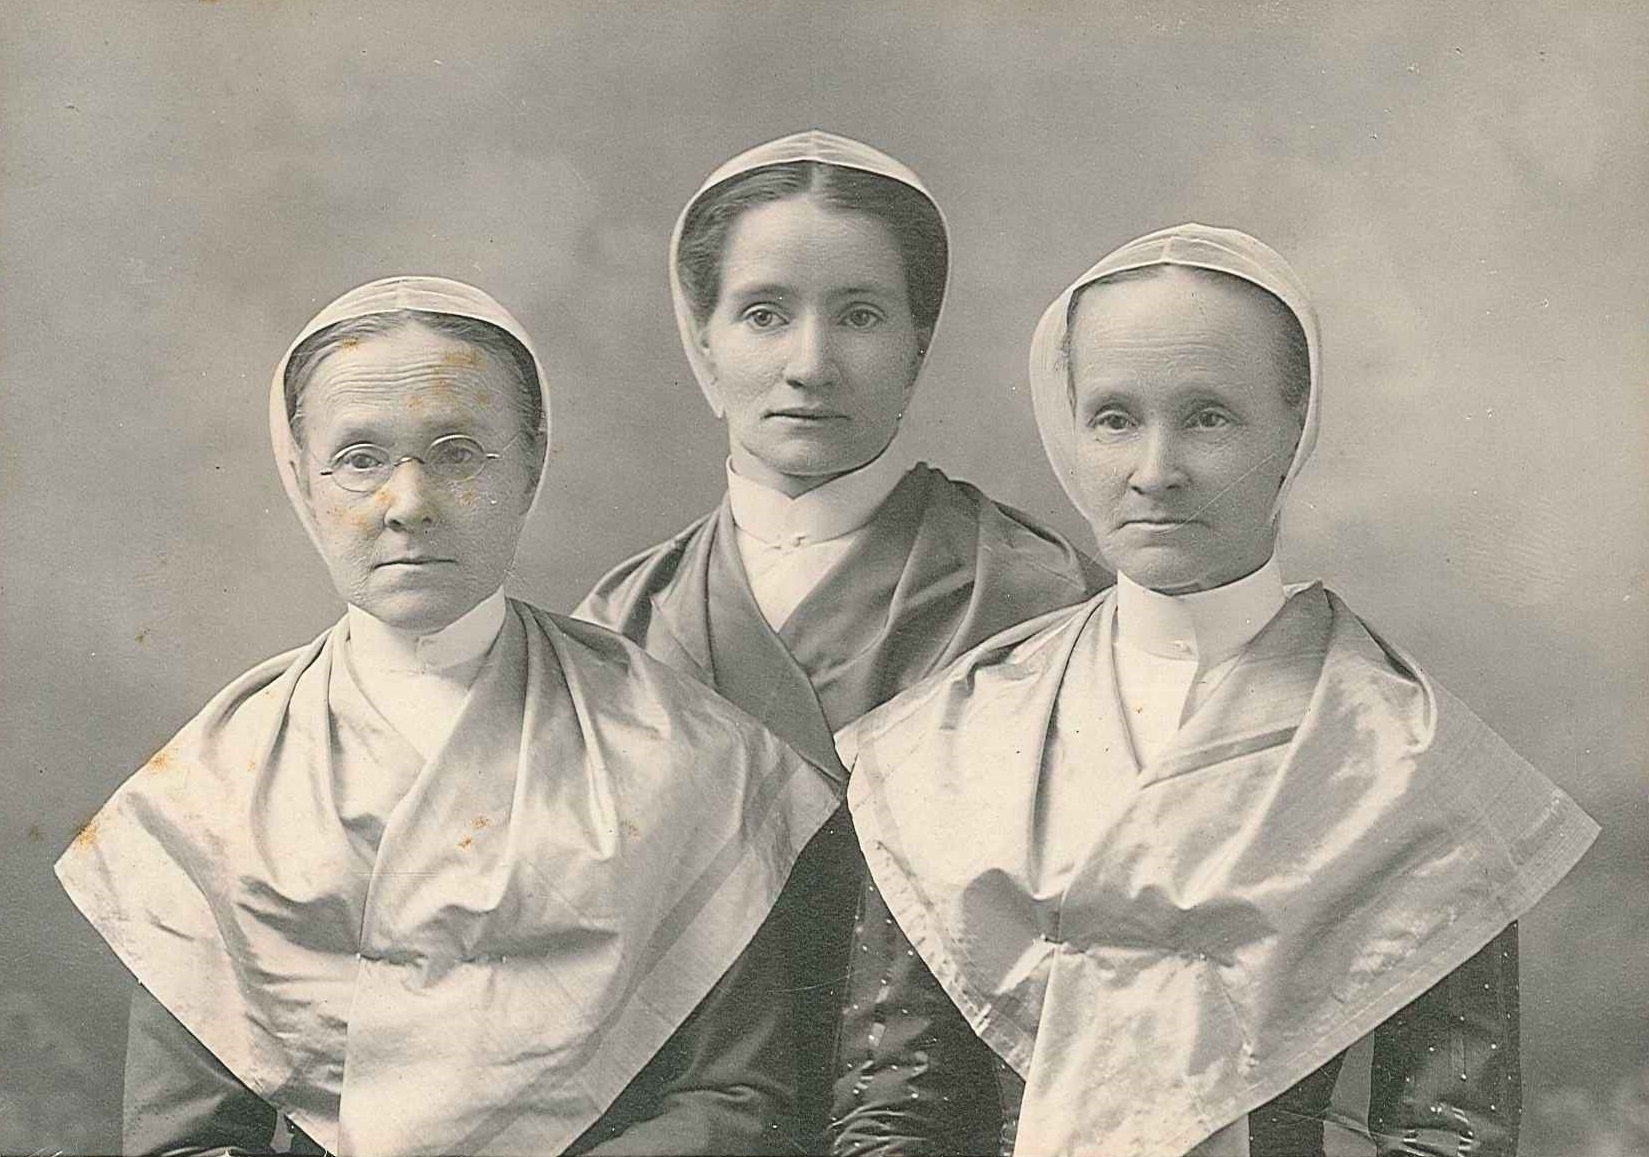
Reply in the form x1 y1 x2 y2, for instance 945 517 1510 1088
1071 263 1293 337
308 325 505 391
1067 267 1299 375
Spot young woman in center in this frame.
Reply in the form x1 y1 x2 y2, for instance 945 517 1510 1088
576 130 1109 1152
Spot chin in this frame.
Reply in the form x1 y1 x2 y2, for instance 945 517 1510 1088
1106 546 1209 594
764 444 877 482
359 588 473 634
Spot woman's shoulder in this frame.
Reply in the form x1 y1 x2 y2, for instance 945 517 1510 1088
516 599 794 741
573 507 719 628
187 632 334 739
839 590 1106 761
914 463 1112 595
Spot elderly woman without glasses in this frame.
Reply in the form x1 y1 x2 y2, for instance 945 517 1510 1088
576 131 1110 1152
830 225 1599 1156
55 277 838 1156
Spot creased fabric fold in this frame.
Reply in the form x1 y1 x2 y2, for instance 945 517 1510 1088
841 585 1596 1157
58 602 838 1155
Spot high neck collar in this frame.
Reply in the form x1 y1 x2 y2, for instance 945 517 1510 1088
725 440 908 549
1114 556 1285 664
345 588 507 676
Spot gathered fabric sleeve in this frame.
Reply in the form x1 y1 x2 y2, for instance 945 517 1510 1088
1365 921 1521 1157
571 903 801 1156
1246 922 1521 1157
123 984 324 1157
830 875 1006 1157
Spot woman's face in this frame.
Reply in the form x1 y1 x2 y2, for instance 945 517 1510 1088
294 324 539 632
697 196 923 497
1066 269 1303 593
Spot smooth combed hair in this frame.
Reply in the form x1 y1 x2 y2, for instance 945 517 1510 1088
675 160 948 347
1061 264 1311 420
283 310 545 451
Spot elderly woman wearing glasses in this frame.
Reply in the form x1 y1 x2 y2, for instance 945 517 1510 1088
830 226 1598 1156
55 277 837 1156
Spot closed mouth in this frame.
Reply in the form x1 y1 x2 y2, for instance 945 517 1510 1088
766 409 846 420
375 558 456 568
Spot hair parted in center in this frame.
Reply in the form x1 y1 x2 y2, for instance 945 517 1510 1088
674 161 948 349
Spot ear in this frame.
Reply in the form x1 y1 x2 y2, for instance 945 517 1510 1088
693 317 717 373
519 432 546 514
903 327 933 404
289 455 311 502
694 321 727 417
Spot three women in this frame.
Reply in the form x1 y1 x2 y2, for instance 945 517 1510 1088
57 138 1595 1157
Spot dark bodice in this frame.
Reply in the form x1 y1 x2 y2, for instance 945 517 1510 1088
577 464 1108 1154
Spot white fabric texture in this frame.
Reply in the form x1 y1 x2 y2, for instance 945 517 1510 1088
842 586 1598 1157
668 129 949 416
724 443 908 629
1113 556 1287 763
343 587 506 762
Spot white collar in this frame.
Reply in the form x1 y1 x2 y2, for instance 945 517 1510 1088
725 440 908 549
345 588 507 676
1114 556 1286 664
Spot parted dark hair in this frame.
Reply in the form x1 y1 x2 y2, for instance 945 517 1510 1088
1063 265 1311 419
283 310 545 450
675 161 948 345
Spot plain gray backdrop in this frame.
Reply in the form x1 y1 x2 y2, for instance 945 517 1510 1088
2 2 1644 1151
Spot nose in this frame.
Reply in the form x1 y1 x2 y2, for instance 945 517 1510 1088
380 460 438 530
782 314 837 390
1128 426 1188 494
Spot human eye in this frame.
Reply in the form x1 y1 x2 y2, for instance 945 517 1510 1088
839 304 885 330
1187 407 1235 430
428 435 485 468
332 444 391 472
741 304 787 330
1086 407 1136 434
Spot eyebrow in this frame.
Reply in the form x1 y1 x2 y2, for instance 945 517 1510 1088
721 281 901 302
721 282 793 302
829 284 900 299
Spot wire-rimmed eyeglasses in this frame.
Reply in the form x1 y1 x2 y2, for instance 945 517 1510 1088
317 433 513 494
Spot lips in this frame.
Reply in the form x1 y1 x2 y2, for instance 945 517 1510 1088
1119 516 1200 529
375 557 456 568
766 408 846 420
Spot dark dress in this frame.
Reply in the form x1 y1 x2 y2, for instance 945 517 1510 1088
832 877 1521 1157
577 463 1110 1153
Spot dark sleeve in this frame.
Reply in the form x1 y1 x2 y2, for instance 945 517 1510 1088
573 906 799 1156
830 875 1003 1157
1367 922 1521 1156
122 983 279 1156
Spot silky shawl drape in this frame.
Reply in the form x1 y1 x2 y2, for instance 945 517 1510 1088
842 586 1596 1157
